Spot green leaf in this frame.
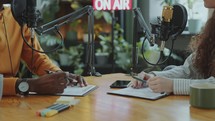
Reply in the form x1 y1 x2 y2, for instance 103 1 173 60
103 12 112 24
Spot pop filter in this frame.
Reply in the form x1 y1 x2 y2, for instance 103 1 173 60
170 4 188 37
11 0 26 26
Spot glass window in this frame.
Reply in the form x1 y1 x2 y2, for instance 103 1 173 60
178 0 208 23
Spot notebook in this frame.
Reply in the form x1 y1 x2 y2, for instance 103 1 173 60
30 85 97 96
107 87 167 100
59 85 97 96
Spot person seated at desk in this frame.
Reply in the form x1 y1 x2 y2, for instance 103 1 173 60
0 1 87 96
132 0 215 95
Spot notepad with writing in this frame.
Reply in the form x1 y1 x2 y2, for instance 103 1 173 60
30 85 97 96
107 87 167 100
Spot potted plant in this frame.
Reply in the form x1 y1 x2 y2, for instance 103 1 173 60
57 45 84 74
113 24 132 71
96 23 132 71
38 34 84 74
65 19 82 42
96 33 112 65
39 0 60 23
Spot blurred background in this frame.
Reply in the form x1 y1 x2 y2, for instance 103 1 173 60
17 0 213 77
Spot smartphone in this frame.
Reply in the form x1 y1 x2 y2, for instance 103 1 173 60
110 80 131 88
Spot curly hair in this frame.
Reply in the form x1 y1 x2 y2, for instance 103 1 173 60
193 11 215 78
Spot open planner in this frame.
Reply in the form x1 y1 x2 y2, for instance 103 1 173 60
107 87 168 100
30 85 97 96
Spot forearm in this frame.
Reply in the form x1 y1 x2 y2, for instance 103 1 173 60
151 66 190 79
172 77 215 95
151 54 194 79
3 77 18 95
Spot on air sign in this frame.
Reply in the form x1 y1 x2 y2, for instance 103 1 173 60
93 0 132 10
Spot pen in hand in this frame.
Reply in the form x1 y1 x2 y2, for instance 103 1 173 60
132 76 147 83
131 75 148 88
45 70 53 74
131 75 165 94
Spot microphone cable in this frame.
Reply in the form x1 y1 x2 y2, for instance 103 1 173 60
20 25 64 54
140 32 176 66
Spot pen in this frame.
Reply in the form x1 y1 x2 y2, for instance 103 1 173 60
44 70 55 74
132 76 147 84
132 76 164 94
44 70 52 74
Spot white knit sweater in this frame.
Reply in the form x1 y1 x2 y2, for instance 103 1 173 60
151 54 215 95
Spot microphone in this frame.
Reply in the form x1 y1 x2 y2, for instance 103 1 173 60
11 0 41 39
25 0 41 39
159 5 174 51
26 0 40 28
132 3 187 66
159 4 187 51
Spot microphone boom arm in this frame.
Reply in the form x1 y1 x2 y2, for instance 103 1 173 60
35 5 92 35
133 8 155 46
131 8 155 74
35 5 100 76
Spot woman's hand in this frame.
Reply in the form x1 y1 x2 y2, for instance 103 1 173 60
147 77 173 93
132 71 155 88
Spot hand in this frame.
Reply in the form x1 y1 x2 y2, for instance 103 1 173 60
45 70 87 87
132 71 155 89
28 71 69 94
67 73 88 87
147 77 173 93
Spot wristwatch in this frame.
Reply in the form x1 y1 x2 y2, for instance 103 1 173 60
16 79 30 95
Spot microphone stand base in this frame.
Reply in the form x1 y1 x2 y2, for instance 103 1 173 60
83 66 102 77
91 72 102 77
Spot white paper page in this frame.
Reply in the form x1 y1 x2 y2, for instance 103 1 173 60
61 85 97 96
29 85 97 96
108 87 166 100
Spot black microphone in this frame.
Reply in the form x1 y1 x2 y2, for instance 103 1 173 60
159 4 187 51
25 0 41 39
133 3 187 66
26 0 40 28
159 5 174 51
11 0 41 39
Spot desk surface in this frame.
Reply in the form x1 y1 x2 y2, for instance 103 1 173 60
0 73 215 121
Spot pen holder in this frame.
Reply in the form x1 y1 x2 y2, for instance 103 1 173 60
190 83 215 109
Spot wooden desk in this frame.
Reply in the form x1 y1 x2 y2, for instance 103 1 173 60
0 73 214 121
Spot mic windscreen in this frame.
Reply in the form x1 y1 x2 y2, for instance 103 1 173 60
11 0 27 26
170 4 188 37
